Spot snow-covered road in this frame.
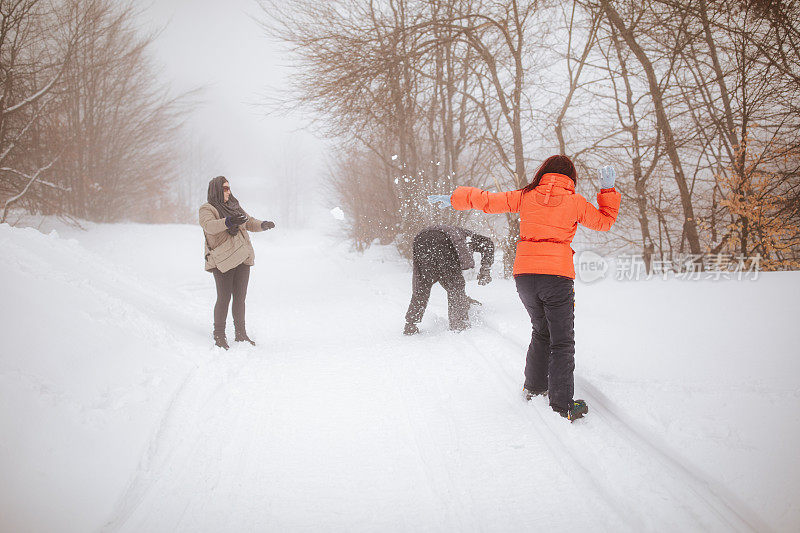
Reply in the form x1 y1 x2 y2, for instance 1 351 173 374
97 228 755 532
2 222 797 531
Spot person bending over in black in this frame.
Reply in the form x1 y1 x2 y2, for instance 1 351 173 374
404 225 494 335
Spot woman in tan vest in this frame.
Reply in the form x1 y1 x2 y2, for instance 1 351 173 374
199 176 275 349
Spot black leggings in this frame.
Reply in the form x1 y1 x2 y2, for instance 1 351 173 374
212 263 251 336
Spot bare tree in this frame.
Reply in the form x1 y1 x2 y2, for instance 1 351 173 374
262 0 800 270
50 0 191 222
260 0 495 257
596 0 703 256
0 0 75 223
1 0 194 225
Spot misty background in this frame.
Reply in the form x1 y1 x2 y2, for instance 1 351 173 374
1 0 799 274
143 0 327 226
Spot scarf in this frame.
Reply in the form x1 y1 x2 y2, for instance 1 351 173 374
207 176 247 236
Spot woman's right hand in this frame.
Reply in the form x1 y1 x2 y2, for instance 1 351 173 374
427 194 452 208
225 213 248 228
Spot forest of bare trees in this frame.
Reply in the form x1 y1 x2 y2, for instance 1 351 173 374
262 0 800 273
0 0 191 226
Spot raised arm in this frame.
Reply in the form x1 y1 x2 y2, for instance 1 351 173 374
577 188 621 231
451 187 523 214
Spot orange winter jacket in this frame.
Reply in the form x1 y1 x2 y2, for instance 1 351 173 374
451 173 621 278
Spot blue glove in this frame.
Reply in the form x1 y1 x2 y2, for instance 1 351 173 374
599 165 616 189
427 194 452 208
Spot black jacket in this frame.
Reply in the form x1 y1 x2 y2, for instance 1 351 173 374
419 225 494 271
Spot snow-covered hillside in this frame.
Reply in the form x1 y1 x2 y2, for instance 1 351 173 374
1 221 798 532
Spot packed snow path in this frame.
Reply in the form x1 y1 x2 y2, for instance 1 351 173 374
3 223 797 531
100 231 752 532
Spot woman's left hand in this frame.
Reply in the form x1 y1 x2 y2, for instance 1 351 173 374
261 220 276 230
598 165 616 189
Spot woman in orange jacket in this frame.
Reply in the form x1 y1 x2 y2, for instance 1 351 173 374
428 155 620 420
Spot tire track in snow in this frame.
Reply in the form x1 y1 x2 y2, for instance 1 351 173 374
575 378 770 533
470 314 764 532
383 282 635 528
392 362 481 532
100 355 224 532
318 265 613 529
451 332 638 530
391 330 613 531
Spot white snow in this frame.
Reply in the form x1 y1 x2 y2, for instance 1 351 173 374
1 221 798 532
330 207 345 221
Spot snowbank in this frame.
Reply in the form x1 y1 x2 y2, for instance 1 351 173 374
0 224 199 531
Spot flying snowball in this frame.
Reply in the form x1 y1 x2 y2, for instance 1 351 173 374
330 207 345 221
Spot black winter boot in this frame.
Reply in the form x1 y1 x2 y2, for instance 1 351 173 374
552 399 588 421
235 331 256 346
214 332 229 350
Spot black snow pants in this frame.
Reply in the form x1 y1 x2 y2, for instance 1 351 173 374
515 274 575 411
212 262 251 337
405 229 469 330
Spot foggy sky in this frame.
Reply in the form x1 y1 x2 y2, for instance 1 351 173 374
142 0 324 188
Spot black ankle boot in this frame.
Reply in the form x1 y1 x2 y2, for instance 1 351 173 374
214 332 229 350
235 331 256 346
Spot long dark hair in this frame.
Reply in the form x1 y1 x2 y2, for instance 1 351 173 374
522 155 577 193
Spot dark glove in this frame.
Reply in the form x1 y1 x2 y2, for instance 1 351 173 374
225 213 248 228
477 268 492 286
261 220 275 230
